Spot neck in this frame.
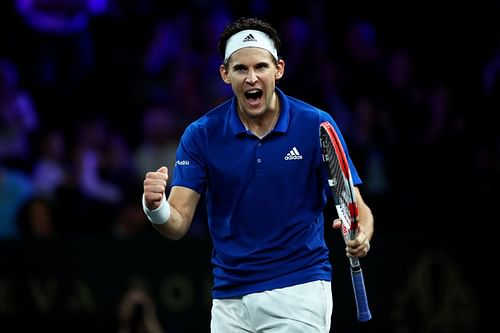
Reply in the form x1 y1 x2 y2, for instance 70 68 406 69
240 92 280 139
240 107 280 139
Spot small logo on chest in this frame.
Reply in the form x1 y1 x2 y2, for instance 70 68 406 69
284 147 303 160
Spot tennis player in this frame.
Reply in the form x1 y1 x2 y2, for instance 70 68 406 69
142 17 374 332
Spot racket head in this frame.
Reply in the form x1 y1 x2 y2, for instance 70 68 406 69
319 121 359 240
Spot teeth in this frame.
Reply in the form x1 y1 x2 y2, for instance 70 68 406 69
247 89 259 93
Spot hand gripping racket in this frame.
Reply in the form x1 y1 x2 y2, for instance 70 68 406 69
319 121 372 322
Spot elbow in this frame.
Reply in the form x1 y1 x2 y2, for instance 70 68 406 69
161 225 189 241
169 232 186 241
152 224 187 241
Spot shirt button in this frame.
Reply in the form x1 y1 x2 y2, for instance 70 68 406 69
257 158 261 163
258 143 262 146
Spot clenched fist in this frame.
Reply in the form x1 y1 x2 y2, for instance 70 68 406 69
143 166 169 210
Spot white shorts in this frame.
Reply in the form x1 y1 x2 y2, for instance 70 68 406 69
211 280 333 333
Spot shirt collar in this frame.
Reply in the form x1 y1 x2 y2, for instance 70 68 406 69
229 87 290 136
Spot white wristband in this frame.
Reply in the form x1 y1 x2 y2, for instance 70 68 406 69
142 194 171 225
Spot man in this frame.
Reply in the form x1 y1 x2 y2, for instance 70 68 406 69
142 17 374 333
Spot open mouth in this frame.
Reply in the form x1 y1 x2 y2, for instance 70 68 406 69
244 89 263 101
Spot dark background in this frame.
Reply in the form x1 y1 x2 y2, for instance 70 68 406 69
0 229 489 332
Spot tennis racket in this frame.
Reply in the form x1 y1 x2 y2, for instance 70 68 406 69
319 120 372 322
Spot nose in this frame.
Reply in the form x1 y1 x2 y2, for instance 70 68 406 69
245 70 258 84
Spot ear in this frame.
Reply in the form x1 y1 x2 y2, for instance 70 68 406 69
275 59 285 80
220 64 230 84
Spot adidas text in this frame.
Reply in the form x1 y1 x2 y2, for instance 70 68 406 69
285 155 303 160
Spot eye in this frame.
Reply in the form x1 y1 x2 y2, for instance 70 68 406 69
255 63 271 72
233 64 247 73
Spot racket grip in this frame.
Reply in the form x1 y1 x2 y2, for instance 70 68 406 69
350 267 372 322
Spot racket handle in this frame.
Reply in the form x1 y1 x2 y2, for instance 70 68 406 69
350 267 372 322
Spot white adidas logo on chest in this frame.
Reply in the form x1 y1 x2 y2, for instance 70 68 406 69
284 147 303 160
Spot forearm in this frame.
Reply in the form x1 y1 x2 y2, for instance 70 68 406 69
143 186 200 241
151 202 191 240
354 187 374 241
358 201 374 241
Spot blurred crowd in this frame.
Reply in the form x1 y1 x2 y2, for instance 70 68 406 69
0 0 499 240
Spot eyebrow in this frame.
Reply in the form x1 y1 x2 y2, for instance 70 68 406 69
232 62 270 71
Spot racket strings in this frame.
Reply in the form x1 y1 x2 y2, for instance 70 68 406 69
324 142 349 207
321 131 354 238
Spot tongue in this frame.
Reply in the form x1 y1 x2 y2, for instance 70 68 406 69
247 96 261 107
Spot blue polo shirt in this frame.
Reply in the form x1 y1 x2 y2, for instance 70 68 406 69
172 88 361 299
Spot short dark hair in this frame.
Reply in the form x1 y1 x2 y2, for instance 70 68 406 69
217 17 281 65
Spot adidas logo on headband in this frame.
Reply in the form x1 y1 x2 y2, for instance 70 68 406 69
242 34 257 42
224 29 278 61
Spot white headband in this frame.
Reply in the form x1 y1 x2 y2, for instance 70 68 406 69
224 29 278 62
